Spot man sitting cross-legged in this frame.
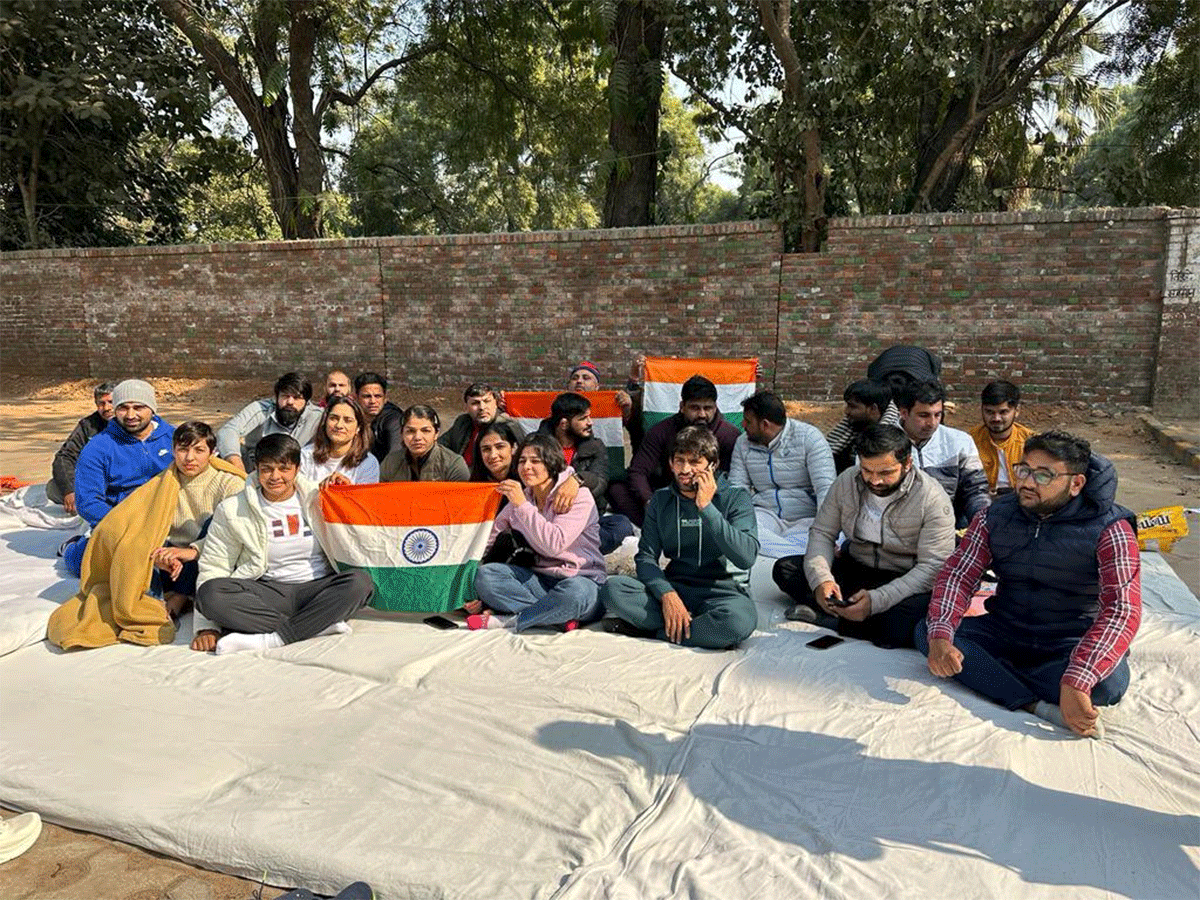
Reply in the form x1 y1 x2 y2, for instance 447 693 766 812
917 431 1140 739
729 390 835 558
602 426 759 650
824 379 900 474
46 421 244 650
192 434 374 655
773 424 955 649
537 391 635 553
439 382 526 469
46 381 114 514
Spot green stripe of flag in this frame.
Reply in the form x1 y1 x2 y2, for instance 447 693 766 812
347 561 481 612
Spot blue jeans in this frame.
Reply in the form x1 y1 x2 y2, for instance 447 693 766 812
63 534 88 577
474 563 602 631
915 614 1131 710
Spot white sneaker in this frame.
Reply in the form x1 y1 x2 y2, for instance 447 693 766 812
0 812 42 864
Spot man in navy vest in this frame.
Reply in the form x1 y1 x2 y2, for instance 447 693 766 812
917 431 1141 738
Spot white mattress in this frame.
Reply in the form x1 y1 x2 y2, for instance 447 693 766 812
1 513 1197 899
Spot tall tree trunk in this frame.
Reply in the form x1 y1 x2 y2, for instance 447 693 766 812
287 0 326 238
909 92 988 212
602 1 666 228
16 135 41 248
758 0 825 251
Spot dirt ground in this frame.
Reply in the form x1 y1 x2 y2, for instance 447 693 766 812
0 376 1196 899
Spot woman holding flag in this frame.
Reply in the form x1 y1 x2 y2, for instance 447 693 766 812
467 434 606 632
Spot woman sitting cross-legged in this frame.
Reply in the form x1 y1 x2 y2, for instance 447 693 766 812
300 393 380 486
467 433 606 632
192 433 374 654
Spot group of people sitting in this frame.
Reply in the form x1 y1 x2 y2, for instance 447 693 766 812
42 345 1140 739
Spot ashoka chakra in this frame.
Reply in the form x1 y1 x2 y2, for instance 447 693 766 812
402 528 439 564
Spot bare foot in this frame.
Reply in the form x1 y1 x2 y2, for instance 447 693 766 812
462 599 483 615
163 592 191 619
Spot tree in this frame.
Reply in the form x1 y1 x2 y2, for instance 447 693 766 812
0 0 208 249
158 0 442 239
599 0 668 227
341 3 607 234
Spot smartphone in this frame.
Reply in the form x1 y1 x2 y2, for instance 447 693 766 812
423 615 459 630
828 595 856 607
806 634 845 650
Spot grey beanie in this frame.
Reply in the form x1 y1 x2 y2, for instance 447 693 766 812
111 379 157 413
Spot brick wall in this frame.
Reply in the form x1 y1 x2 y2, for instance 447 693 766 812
1 210 1192 410
778 208 1170 405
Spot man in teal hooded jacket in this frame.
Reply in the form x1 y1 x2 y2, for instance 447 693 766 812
602 426 759 649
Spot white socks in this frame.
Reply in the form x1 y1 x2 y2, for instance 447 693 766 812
215 631 284 655
214 623 351 655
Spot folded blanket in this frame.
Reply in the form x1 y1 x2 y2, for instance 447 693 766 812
46 458 244 650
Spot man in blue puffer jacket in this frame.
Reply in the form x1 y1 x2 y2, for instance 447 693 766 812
61 379 176 576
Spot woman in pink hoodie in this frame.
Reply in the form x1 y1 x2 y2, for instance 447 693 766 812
468 434 606 631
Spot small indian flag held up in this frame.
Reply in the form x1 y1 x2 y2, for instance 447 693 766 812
642 357 758 431
315 482 500 613
505 391 627 477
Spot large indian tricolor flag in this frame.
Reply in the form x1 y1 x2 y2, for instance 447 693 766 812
315 482 500 613
505 391 626 476
642 357 757 430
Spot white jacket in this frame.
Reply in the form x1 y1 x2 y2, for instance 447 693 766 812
194 474 330 633
729 418 835 523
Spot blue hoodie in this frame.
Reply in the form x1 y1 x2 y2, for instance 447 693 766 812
74 416 176 527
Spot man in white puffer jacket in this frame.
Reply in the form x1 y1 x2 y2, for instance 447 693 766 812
729 391 836 558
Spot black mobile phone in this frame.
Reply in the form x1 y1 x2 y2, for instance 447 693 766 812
828 594 856 607
806 634 845 650
423 615 459 630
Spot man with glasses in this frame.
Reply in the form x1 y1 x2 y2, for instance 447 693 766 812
917 431 1141 739
773 423 956 648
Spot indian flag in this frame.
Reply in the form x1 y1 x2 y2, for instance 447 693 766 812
642 357 757 430
315 482 500 613
505 391 626 476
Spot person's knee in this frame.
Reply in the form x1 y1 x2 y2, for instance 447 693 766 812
771 556 803 594
722 600 757 644
601 575 644 617
346 570 375 604
1090 659 1131 707
474 562 507 593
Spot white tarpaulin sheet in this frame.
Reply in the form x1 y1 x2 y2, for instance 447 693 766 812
1 514 1197 899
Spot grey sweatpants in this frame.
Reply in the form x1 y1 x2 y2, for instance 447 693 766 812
196 570 374 644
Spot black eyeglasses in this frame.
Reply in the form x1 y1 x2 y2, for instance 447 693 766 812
1012 463 1075 486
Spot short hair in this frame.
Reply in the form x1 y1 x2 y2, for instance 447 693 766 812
517 433 566 482
680 374 718 404
843 379 891 411
672 425 719 465
1024 430 1090 474
312 394 370 468
896 380 946 411
172 421 216 451
401 404 441 431
551 392 590 427
463 382 499 403
254 433 301 468
854 424 912 465
981 380 1021 406
94 381 115 399
273 372 312 401
741 390 786 426
469 421 523 482
354 372 388 393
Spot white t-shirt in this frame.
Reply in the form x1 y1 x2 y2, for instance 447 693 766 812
260 492 332 583
300 445 381 484
855 491 900 545
994 446 1011 489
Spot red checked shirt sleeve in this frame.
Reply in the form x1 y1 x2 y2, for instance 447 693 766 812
1063 519 1141 692
927 510 991 643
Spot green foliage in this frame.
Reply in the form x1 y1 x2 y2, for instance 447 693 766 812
173 135 282 242
0 0 208 248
